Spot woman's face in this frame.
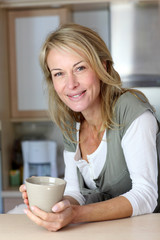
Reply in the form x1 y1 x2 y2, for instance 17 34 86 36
47 48 101 115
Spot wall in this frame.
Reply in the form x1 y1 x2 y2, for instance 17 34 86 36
73 9 110 46
110 2 160 76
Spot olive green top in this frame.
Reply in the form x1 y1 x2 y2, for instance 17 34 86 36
63 91 160 212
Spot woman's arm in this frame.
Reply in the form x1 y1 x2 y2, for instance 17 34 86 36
63 150 86 205
121 111 158 216
71 196 133 223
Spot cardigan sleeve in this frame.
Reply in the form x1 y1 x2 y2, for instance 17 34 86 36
63 150 86 205
121 110 158 216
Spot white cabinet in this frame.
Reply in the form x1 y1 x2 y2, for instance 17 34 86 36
8 8 71 119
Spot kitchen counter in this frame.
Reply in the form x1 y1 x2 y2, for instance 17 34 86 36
0 213 160 240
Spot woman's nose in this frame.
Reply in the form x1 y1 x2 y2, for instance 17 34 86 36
66 73 79 89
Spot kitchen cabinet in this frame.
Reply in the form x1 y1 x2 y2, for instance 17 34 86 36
8 8 71 119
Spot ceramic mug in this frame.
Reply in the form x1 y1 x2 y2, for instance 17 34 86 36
25 176 66 212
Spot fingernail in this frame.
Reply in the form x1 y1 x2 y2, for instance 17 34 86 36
24 209 27 214
52 205 58 212
31 206 35 211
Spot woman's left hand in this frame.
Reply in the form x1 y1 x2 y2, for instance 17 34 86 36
24 199 77 231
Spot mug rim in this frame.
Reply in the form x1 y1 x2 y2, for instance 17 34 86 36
25 176 66 186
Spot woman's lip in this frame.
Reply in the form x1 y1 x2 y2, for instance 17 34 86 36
67 90 86 99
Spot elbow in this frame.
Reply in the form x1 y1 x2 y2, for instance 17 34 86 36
123 186 158 216
140 187 158 214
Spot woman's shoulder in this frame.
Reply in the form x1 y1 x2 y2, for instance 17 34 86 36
114 90 154 129
117 90 145 105
115 90 153 112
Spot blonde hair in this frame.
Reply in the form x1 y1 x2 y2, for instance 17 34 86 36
40 23 126 140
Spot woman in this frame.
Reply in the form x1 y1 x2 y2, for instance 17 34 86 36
20 23 160 231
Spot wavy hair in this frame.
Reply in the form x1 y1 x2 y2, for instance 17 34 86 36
39 23 132 140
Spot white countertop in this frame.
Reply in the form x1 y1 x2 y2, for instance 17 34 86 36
0 214 160 240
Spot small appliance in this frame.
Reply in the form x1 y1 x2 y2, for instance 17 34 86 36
21 140 58 183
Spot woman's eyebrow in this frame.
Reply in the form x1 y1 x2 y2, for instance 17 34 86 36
50 60 84 72
50 68 61 72
73 60 84 68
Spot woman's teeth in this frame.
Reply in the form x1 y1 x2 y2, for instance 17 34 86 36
72 93 81 98
71 90 86 98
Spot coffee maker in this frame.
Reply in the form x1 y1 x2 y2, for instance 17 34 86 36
21 140 58 183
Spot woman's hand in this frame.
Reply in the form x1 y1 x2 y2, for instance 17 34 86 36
19 184 29 208
24 199 77 232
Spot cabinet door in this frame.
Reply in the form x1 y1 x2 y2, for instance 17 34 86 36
8 8 71 119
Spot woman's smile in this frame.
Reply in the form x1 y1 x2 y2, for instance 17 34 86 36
47 48 101 115
67 90 86 100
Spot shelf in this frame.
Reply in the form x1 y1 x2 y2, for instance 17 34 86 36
10 117 51 123
2 190 21 198
0 0 159 9
0 0 112 9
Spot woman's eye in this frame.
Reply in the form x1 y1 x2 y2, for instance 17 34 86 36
54 72 62 77
77 66 86 72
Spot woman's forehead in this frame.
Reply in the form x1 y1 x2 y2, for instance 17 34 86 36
48 45 89 63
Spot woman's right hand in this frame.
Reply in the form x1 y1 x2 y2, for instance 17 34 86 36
19 184 29 208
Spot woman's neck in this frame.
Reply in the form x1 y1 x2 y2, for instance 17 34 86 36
81 100 102 130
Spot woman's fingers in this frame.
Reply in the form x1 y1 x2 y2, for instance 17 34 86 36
19 184 28 200
19 184 26 193
24 200 74 231
22 191 28 200
24 198 29 206
24 207 61 231
52 199 71 212
19 184 29 207
31 206 57 221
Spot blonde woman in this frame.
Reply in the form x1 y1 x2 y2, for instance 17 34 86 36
20 23 160 231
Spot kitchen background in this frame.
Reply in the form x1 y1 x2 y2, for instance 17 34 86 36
0 0 160 213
